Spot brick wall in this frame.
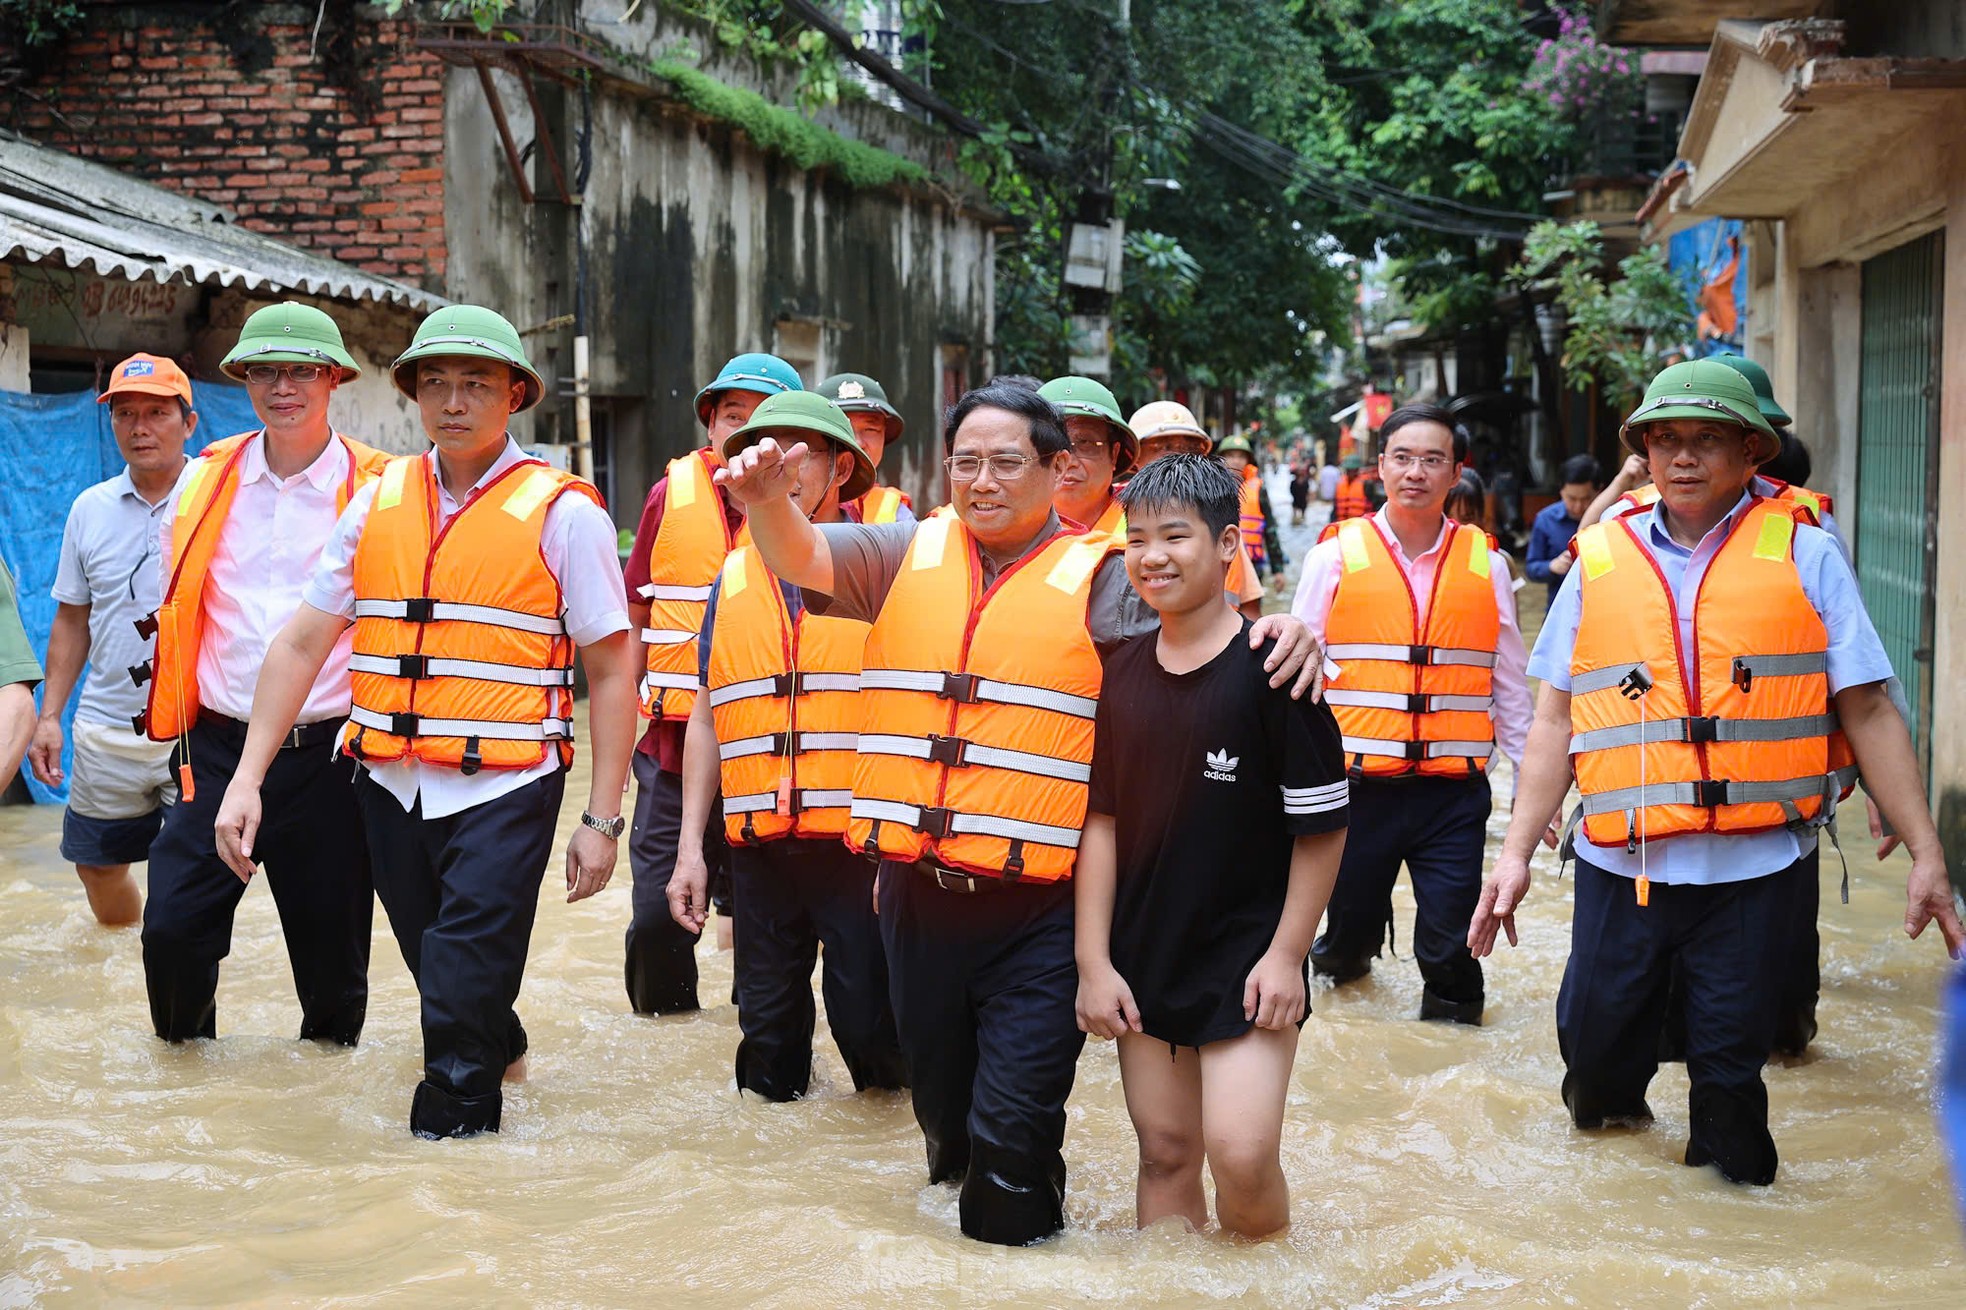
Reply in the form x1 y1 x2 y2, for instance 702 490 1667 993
5 3 447 290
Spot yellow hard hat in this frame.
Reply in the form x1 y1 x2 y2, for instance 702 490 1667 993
1128 400 1210 449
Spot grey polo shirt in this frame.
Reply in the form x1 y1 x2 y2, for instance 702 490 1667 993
811 514 1159 651
52 463 193 727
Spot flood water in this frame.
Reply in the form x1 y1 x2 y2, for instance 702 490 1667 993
4 483 1962 1306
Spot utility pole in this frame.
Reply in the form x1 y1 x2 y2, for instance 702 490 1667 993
1062 1 1128 380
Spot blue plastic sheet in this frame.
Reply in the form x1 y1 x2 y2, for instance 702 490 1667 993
1667 217 1750 359
0 382 260 804
1942 964 1966 1235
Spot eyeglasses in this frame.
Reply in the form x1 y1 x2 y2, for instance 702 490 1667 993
1383 452 1453 472
1068 436 1112 460
945 453 1046 482
243 364 327 385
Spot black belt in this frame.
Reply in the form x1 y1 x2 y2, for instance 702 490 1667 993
909 857 1005 894
200 713 343 752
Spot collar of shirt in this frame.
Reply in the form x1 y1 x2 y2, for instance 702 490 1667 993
428 436 529 517
1370 506 1449 567
1641 488 1755 560
237 429 349 492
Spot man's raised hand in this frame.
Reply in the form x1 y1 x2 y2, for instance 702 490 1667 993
713 436 809 508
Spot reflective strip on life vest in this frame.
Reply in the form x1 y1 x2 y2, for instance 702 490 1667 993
349 706 573 741
641 628 698 645
1324 642 1497 669
1322 689 1493 714
849 797 1084 849
1570 662 1651 695
352 598 568 637
639 582 715 602
1571 713 1839 753
346 653 575 687
725 788 855 815
1579 774 1837 816
1731 652 1828 680
1341 735 1494 762
858 668 1098 719
707 672 861 706
641 670 700 692
857 732 1093 783
718 731 858 761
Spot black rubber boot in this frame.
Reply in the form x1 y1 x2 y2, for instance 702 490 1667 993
1310 937 1373 986
1685 1089 1778 1185
1562 1073 1654 1130
958 1141 1068 1247
1419 987 1484 1026
410 1080 501 1140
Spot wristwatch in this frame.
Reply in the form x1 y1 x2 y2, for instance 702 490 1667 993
580 810 626 840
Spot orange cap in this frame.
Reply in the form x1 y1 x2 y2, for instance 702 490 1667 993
99 353 193 405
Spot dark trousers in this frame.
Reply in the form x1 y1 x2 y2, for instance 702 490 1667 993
356 768 565 1139
879 861 1085 1247
1557 855 1798 1186
624 754 728 1014
1661 843 1823 1062
141 718 372 1044
1311 774 1490 1022
730 840 905 1100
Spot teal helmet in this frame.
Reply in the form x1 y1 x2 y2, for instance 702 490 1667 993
695 353 803 427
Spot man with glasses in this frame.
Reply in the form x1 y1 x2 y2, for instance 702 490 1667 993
718 382 1322 1245
1291 402 1532 1026
136 301 388 1047
28 354 197 925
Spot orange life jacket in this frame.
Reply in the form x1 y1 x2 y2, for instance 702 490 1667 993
1238 466 1267 567
641 450 742 723
1320 516 1498 778
708 544 869 845
140 430 389 743
1568 497 1850 848
1615 479 1834 527
341 455 602 773
1092 498 1126 538
1334 472 1371 522
855 484 912 524
847 516 1117 882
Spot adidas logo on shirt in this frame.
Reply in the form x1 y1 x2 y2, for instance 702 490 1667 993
1203 748 1239 782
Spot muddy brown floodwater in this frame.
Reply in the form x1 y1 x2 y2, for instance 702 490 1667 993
3 487 1962 1306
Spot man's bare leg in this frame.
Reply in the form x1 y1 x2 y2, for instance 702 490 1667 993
504 1055 528 1083
1200 1023 1299 1238
75 863 141 926
1116 1032 1207 1230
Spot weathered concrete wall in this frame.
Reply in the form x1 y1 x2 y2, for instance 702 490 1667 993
1931 146 1966 874
443 3 994 522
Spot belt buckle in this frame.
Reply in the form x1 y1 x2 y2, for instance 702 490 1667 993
926 863 987 894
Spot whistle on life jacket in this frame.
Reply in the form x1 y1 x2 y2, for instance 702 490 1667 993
774 774 792 818
1635 874 1650 907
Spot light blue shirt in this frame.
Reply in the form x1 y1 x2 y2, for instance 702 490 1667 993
1529 492 1895 885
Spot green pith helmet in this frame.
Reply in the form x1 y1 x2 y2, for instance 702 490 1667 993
721 390 875 501
221 301 361 380
695 353 803 427
1216 432 1253 457
1038 375 1138 474
1341 453 1363 471
815 372 904 443
390 304 546 411
1708 353 1792 427
1620 359 1779 464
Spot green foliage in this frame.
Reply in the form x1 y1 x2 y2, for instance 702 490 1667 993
379 0 517 34
1512 219 1691 412
646 59 927 189
0 0 83 47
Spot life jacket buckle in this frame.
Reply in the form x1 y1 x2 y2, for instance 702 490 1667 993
913 805 956 839
460 736 482 776
1405 693 1430 714
925 734 969 767
395 654 431 679
133 613 159 640
937 672 981 704
769 672 797 697
127 660 153 687
402 597 437 623
1406 644 1434 665
1731 657 1753 693
768 731 792 755
1685 716 1719 744
1618 664 1654 700
130 712 146 736
1694 779 1728 807
389 711 421 737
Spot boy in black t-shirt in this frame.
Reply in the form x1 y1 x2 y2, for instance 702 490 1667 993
1076 455 1349 1239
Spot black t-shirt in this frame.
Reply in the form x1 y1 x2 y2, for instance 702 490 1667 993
1088 623 1350 1048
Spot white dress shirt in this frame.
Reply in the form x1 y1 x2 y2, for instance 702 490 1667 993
303 438 629 819
1291 508 1532 771
160 433 358 725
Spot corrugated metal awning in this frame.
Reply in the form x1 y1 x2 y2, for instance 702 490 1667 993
0 129 444 312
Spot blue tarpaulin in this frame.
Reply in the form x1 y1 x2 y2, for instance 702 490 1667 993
0 381 260 804
1667 217 1750 359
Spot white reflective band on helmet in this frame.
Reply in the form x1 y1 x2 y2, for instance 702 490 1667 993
1341 735 1492 760
641 583 714 603
1571 713 1838 754
850 797 1082 849
1323 642 1496 669
352 598 567 637
1321 689 1494 714
641 671 701 692
859 668 1097 719
349 706 572 740
1579 774 1835 815
347 653 575 687
857 732 1092 783
641 629 698 646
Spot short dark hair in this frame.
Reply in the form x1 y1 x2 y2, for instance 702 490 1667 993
1118 452 1240 542
1380 402 1468 463
985 374 1044 393
1760 432 1812 486
1559 453 1601 488
943 383 1069 458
